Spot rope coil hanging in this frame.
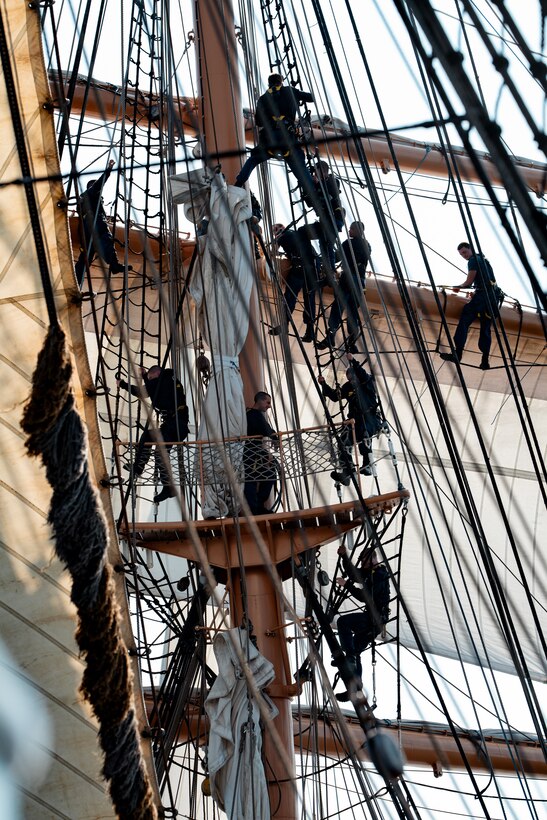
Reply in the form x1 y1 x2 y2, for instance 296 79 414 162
21 324 157 820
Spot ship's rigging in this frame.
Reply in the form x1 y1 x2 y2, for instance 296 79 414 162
0 0 546 818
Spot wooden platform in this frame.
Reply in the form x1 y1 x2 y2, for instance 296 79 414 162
120 490 410 572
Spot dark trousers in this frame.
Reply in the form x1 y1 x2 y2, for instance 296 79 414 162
243 449 277 514
133 414 187 487
283 265 317 327
337 611 378 678
453 291 493 358
236 142 322 220
303 217 343 270
328 272 365 338
75 228 119 287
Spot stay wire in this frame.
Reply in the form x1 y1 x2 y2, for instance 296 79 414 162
394 0 547 755
0 5 57 328
320 0 547 784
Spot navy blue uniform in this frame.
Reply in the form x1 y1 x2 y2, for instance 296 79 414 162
276 228 320 329
321 358 382 457
235 84 324 220
327 235 371 337
243 408 278 515
119 368 188 484
337 553 390 677
453 254 500 362
75 167 125 286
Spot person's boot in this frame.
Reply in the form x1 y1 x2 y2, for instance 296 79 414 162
345 332 359 354
440 349 462 364
154 485 176 503
480 355 490 370
301 324 315 343
360 459 373 476
110 261 133 274
316 329 336 350
330 465 356 486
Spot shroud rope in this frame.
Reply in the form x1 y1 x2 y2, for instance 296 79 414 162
21 323 157 820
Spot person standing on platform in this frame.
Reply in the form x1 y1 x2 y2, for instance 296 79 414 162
243 392 279 515
117 365 189 504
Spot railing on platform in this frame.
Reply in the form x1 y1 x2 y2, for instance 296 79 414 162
117 421 376 515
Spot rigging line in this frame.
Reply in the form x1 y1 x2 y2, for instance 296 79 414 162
377 644 544 758
402 7 547 498
399 22 547 502
345 182 546 307
459 0 546 156
454 0 488 111
483 0 547 92
506 195 547 344
397 463 543 802
387 4 547 676
51 0 95 157
0 4 57 327
332 1 547 768
396 0 547 310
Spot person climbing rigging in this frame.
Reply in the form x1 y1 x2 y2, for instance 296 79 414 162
317 221 371 353
243 391 279 515
234 74 325 221
74 159 133 288
333 544 390 702
319 352 383 483
302 159 344 271
439 242 503 371
268 223 321 343
117 365 189 504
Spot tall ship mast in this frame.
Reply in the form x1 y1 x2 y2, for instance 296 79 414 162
0 1 546 818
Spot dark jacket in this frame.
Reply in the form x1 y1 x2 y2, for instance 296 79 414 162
79 167 112 235
305 174 342 222
340 235 371 284
255 85 313 145
244 408 277 471
276 228 318 275
321 359 379 420
341 552 390 622
468 253 496 291
120 368 188 432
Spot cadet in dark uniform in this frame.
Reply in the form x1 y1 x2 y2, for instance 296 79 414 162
319 352 382 482
303 160 344 270
74 159 132 287
269 223 321 343
235 74 324 221
317 221 371 352
440 242 503 371
117 366 189 503
333 544 390 701
243 391 278 515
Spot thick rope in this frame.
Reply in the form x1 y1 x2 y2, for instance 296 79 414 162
21 324 157 820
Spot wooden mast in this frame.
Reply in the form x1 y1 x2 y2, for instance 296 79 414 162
193 1 297 816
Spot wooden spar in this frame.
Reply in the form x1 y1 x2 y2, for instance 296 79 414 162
193 0 262 407
155 698 547 778
56 71 546 195
193 1 295 817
